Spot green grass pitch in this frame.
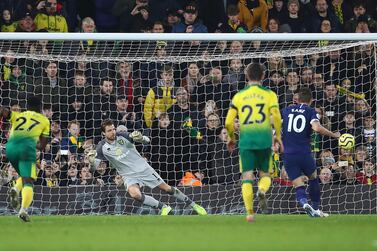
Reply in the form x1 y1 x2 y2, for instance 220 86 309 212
0 215 376 251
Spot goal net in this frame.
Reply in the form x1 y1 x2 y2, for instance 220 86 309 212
0 34 376 215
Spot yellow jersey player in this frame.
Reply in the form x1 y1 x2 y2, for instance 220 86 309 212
225 63 283 222
1 96 50 222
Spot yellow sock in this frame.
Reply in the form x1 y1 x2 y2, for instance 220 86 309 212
242 181 254 215
14 177 23 193
258 176 272 194
21 186 34 209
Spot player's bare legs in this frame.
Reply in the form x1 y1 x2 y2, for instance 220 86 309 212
241 171 255 222
127 184 169 214
257 170 271 214
158 183 207 215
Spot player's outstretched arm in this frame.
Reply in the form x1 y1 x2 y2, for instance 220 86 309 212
312 121 340 138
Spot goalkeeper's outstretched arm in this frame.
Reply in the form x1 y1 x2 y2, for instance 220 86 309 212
117 131 150 144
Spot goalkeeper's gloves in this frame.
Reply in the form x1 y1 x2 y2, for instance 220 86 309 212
86 149 97 165
130 131 151 144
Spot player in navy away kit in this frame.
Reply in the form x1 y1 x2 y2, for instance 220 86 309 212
281 88 340 217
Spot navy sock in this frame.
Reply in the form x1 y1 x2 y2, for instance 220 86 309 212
295 186 308 207
308 178 320 210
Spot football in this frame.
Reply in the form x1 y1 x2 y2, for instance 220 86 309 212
338 133 355 149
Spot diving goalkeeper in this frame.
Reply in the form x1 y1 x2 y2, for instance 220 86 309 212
87 119 207 216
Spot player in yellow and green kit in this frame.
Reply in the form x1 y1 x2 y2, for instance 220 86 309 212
225 63 283 222
1 96 50 222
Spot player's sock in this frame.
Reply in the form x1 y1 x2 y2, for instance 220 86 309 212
21 184 33 210
242 180 254 215
141 194 164 209
295 186 308 207
169 187 195 207
257 176 271 194
308 178 320 210
14 177 23 194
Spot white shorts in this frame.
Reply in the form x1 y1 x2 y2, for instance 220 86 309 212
123 169 164 190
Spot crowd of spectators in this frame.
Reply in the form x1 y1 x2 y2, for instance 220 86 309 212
0 0 376 189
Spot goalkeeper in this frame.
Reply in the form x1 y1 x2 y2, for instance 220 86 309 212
87 119 207 216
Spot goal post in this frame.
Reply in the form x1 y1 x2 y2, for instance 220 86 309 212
0 33 376 215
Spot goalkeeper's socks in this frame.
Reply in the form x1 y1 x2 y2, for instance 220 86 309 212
296 186 308 207
21 185 34 209
170 187 195 207
308 178 321 210
141 194 164 209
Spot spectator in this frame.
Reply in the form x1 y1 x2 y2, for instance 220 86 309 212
339 112 363 145
1 49 16 81
79 166 98 185
319 167 333 184
344 1 376 33
354 99 371 126
308 0 343 33
34 0 68 32
64 164 81 186
340 164 358 185
192 66 231 119
238 0 268 32
320 83 347 131
61 120 86 155
269 0 288 24
218 4 248 33
165 9 180 32
113 174 124 188
178 172 203 186
150 112 174 184
223 58 245 92
1 9 18 32
114 61 138 112
280 69 299 106
355 146 369 171
319 18 332 33
172 2 208 33
210 128 239 184
110 96 142 131
94 161 113 184
144 65 177 128
356 159 377 185
263 70 285 96
7 65 33 109
329 0 353 26
50 121 62 155
16 12 36 32
181 62 202 95
152 21 165 33
362 115 376 145
34 61 68 112
35 160 60 187
78 17 98 54
267 17 290 33
0 0 29 21
129 0 152 32
282 0 306 33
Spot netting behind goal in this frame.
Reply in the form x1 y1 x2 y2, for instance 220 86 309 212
0 36 376 215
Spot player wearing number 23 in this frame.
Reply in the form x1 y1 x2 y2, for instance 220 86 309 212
1 96 50 222
225 63 283 222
